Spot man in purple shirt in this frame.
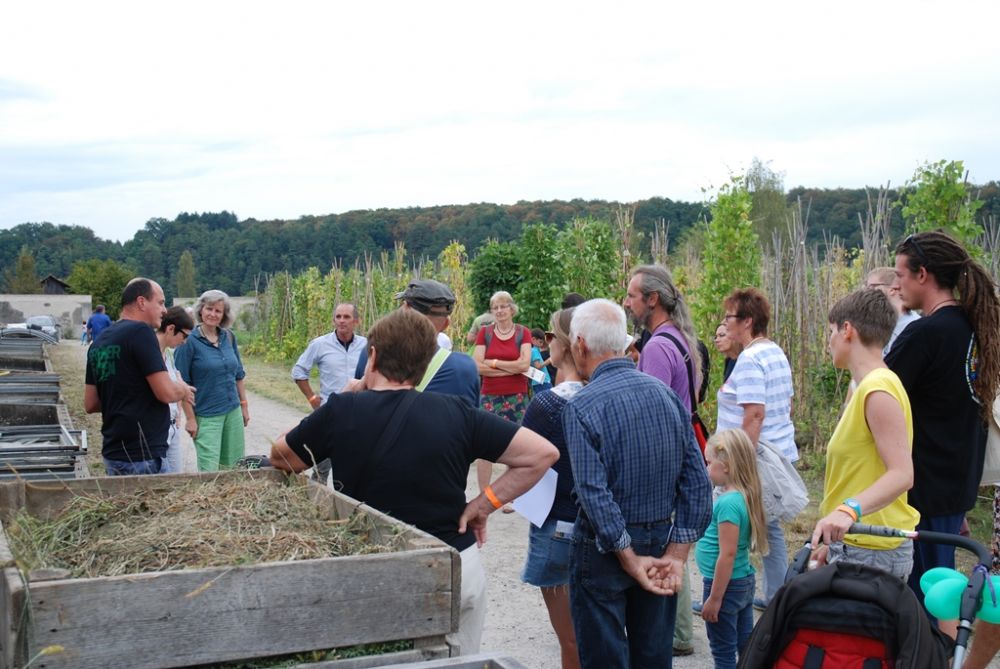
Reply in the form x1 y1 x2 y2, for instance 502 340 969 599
624 265 702 411
623 263 703 657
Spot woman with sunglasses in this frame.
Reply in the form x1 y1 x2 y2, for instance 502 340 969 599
519 308 583 669
155 306 195 473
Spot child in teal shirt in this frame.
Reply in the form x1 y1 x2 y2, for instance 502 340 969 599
695 429 769 669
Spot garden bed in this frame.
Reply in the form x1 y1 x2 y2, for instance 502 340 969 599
0 470 460 669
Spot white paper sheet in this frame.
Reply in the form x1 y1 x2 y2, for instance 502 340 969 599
511 467 558 528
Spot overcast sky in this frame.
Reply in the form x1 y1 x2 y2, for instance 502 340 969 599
2 1 998 242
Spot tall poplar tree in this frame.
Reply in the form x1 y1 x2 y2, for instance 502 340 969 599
177 250 197 297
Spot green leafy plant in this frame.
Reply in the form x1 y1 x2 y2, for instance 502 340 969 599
514 223 565 329
468 239 521 315
900 159 984 248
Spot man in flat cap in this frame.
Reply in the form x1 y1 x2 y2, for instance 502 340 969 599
351 280 479 407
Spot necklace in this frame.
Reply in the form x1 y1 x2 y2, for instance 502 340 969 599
494 323 515 337
746 336 768 348
924 298 957 316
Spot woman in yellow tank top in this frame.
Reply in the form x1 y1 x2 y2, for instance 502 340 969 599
811 289 920 580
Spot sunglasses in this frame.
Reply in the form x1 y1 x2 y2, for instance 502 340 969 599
544 331 556 342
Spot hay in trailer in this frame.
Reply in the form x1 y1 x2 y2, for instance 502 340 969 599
5 475 407 578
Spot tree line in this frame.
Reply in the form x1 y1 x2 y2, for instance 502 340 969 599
3 172 998 306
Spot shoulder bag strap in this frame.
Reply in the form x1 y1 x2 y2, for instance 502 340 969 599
416 348 451 392
655 331 699 414
483 324 495 351
352 390 419 501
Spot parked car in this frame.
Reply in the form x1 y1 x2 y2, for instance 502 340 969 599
20 315 61 341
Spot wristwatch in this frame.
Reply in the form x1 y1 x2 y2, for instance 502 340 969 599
843 498 863 521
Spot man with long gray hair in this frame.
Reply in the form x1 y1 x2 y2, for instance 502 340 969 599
564 299 712 668
624 264 704 655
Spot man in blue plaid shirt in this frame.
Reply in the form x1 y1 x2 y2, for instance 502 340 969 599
564 299 712 668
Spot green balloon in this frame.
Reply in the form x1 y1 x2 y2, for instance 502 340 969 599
920 567 966 596
926 578 967 621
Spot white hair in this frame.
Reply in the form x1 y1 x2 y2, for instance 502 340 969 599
570 299 626 356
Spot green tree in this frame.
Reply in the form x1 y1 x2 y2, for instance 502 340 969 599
746 158 789 243
692 177 761 342
3 246 41 293
557 218 622 301
67 259 135 318
514 224 565 329
900 159 984 247
176 250 197 297
468 240 521 316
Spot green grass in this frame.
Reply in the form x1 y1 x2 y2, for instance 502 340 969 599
240 353 317 411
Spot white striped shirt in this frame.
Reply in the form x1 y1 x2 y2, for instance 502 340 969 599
716 340 798 462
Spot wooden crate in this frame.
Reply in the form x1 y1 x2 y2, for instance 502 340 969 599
0 470 460 669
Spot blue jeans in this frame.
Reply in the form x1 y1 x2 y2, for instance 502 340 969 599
570 521 676 669
761 517 787 601
103 456 163 476
702 574 755 669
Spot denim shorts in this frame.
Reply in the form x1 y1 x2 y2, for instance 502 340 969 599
521 517 575 588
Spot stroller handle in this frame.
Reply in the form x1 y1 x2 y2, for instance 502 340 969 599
847 523 993 566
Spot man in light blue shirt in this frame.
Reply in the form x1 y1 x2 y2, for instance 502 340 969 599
292 303 367 407
291 303 367 483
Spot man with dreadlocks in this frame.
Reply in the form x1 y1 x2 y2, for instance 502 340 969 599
885 231 1000 633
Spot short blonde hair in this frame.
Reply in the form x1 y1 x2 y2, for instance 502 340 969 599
489 291 519 317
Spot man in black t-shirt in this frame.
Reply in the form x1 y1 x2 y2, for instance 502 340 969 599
886 232 1000 628
85 278 195 475
271 309 557 655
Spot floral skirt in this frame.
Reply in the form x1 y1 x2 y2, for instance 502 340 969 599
480 392 529 424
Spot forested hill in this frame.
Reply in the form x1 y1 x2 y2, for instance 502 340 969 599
3 184 998 297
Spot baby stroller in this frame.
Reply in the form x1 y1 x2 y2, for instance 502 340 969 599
738 523 992 669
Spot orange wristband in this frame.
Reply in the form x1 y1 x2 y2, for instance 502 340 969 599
484 485 504 510
835 504 858 522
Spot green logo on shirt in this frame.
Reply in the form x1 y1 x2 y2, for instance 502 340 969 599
90 345 121 382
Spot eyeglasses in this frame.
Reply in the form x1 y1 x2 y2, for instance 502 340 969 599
905 233 929 267
491 304 512 312
179 330 191 340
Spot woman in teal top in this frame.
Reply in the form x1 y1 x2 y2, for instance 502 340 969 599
695 429 769 669
174 290 248 471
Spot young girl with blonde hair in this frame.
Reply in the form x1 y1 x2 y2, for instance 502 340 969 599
696 428 769 669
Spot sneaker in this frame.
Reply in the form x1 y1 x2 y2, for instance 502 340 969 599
753 597 768 612
672 645 695 656
692 600 703 614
